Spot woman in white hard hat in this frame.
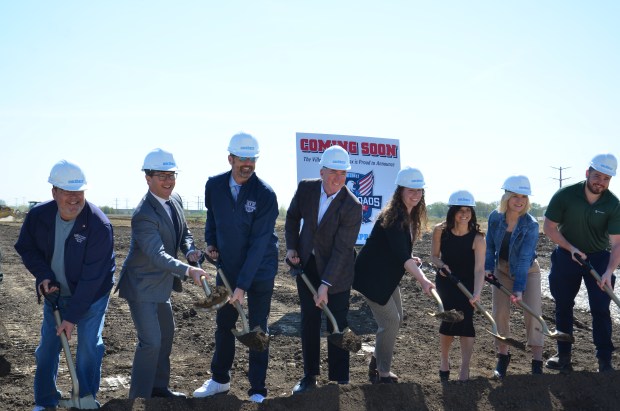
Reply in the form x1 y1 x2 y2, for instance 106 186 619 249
485 175 542 378
431 190 486 382
353 167 435 384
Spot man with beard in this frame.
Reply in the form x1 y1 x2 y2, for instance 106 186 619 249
15 160 115 410
193 133 278 404
544 153 620 373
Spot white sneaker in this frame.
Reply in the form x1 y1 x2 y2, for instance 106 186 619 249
193 379 230 397
32 406 45 411
249 393 265 403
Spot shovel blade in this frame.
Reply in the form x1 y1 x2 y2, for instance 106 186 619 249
232 326 270 352
195 285 230 310
430 309 464 323
327 327 361 352
487 330 526 351
547 331 575 343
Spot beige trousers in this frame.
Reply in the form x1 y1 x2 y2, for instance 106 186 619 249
492 259 544 348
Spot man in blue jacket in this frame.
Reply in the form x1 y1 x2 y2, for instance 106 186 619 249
15 160 115 411
193 133 278 404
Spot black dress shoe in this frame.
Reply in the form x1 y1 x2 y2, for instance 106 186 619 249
151 387 187 398
292 375 317 395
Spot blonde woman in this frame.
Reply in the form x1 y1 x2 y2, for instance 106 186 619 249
485 175 542 377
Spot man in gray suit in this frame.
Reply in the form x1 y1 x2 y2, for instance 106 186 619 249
285 145 362 394
117 148 207 399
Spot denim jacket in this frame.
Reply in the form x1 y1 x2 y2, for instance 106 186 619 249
485 210 539 292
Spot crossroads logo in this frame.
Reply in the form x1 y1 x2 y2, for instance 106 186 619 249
346 171 382 224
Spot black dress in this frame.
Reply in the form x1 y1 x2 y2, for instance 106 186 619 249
435 229 477 337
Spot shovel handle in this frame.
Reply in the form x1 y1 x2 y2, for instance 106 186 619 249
430 288 445 312
51 304 80 402
200 275 212 297
299 273 342 334
573 253 620 307
204 254 250 332
485 274 553 336
286 258 342 333
442 268 499 334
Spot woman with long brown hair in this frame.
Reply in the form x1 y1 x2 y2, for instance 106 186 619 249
353 167 435 384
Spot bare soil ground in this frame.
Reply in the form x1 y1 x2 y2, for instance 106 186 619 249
2 217 620 411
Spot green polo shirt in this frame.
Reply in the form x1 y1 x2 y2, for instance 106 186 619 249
545 181 620 253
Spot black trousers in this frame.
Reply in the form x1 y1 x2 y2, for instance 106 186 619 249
296 256 350 382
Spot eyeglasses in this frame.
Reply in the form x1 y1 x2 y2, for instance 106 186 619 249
151 173 178 181
233 155 257 163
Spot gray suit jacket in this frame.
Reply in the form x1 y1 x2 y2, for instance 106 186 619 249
285 179 362 293
117 192 195 302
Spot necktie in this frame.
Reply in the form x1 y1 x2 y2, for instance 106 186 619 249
232 184 240 201
166 200 180 243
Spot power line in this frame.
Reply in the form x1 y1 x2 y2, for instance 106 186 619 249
550 166 571 188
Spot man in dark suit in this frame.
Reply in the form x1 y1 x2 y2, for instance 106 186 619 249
285 145 362 394
117 148 207 399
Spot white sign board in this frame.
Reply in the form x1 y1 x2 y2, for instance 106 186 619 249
295 132 400 245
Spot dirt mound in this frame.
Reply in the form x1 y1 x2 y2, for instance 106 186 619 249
1 218 620 410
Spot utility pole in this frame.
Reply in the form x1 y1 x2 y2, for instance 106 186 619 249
551 166 571 188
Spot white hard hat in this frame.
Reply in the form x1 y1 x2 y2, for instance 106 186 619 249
48 160 88 191
395 167 425 189
448 190 475 207
319 145 351 170
228 132 260 158
590 153 617 177
142 148 178 171
501 175 532 195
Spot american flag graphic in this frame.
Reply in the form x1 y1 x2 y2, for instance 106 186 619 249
357 171 374 196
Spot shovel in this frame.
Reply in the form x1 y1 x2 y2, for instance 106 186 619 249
204 255 269 352
484 273 574 343
438 267 525 351
429 288 464 323
286 258 361 353
191 256 229 311
40 281 98 409
573 253 620 309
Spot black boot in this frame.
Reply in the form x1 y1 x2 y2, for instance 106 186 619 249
531 359 543 375
546 352 572 373
368 356 379 383
493 353 511 379
439 370 450 383
598 358 614 373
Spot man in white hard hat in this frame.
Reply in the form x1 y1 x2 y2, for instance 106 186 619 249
193 133 278 404
15 160 115 411
285 145 362 394
117 148 206 399
544 153 620 373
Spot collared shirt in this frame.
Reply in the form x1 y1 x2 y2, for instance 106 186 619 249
316 184 339 287
318 184 338 225
149 192 191 272
150 191 175 223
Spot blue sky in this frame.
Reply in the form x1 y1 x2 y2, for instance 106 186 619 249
1 1 619 211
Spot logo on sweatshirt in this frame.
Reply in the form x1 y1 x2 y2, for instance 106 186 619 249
74 234 87 243
245 200 257 213
347 170 382 224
